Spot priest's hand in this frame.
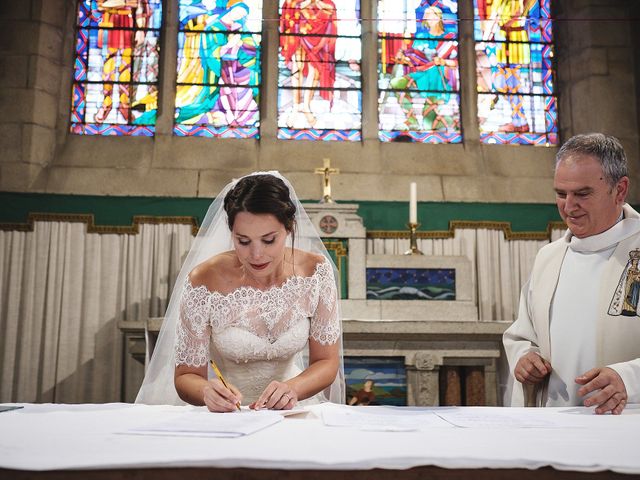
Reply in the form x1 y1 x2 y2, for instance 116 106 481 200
514 351 552 385
251 380 298 411
575 367 627 415
203 378 243 413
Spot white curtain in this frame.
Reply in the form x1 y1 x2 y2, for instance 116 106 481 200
0 221 193 404
0 221 565 404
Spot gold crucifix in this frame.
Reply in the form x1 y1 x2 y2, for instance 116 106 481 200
314 158 340 203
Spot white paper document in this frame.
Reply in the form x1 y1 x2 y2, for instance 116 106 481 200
125 409 284 438
433 407 566 428
321 405 453 431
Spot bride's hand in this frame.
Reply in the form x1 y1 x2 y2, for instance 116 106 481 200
251 381 297 410
203 378 242 412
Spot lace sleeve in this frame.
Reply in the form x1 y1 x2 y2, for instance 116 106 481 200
174 280 211 367
310 261 341 345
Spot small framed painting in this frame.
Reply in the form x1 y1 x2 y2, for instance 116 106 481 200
344 356 407 406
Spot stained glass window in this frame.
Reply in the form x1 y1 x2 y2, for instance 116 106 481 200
377 0 461 144
278 0 362 141
71 0 163 136
174 1 262 139
474 0 557 145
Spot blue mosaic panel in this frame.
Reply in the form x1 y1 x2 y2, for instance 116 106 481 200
366 267 455 300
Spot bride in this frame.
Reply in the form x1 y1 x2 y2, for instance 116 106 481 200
136 172 344 411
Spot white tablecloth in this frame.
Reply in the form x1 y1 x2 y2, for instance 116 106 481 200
0 403 638 473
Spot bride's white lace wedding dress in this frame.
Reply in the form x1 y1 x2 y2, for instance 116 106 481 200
175 259 340 404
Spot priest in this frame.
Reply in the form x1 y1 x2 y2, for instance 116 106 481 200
504 133 640 414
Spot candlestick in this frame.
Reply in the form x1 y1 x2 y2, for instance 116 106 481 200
409 182 417 224
404 222 424 255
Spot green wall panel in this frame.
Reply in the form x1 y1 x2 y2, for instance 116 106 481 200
0 192 562 233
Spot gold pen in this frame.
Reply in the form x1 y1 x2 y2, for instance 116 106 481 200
210 360 241 411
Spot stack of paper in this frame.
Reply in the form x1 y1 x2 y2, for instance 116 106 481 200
126 409 284 438
321 404 453 431
433 408 564 428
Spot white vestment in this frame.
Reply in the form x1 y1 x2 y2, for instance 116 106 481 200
504 204 640 406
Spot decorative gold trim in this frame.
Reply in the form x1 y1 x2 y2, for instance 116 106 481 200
323 240 348 287
1 214 567 241
0 223 32 232
367 220 567 241
322 241 348 258
0 213 200 236
368 230 453 240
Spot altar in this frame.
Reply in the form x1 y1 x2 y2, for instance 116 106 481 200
121 318 507 406
1 402 639 479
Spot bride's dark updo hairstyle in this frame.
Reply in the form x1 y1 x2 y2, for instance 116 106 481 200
223 174 297 236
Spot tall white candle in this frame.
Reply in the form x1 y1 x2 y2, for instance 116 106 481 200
409 182 417 224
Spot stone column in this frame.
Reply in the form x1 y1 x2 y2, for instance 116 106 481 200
407 353 440 406
258 0 279 144
440 366 462 406
457 0 480 144
152 0 179 163
464 366 486 406
484 360 499 406
348 238 367 299
360 0 377 143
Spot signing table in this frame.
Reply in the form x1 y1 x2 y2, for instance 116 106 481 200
0 403 639 480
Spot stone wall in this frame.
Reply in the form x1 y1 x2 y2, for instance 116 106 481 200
555 0 640 191
0 0 638 203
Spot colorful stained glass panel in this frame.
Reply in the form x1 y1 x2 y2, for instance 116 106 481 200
474 0 557 145
278 0 362 142
174 0 263 139
377 0 461 144
70 0 163 136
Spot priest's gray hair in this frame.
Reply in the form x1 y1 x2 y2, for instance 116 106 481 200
556 133 628 187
